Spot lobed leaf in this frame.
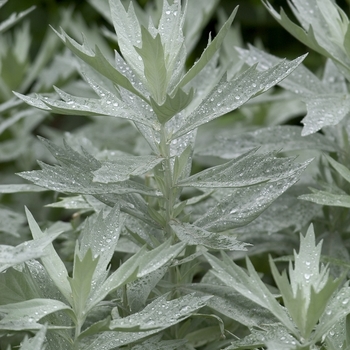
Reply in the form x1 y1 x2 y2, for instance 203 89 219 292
204 251 297 334
109 293 211 331
92 155 163 183
18 138 160 197
18 326 47 350
299 190 350 208
131 336 187 350
315 284 350 341
51 26 147 100
171 221 248 251
224 325 299 350
0 184 47 193
302 94 350 135
0 213 63 273
25 207 72 305
135 28 168 104
0 298 72 331
177 7 238 89
173 54 306 138
127 265 168 313
270 224 342 338
78 205 122 294
197 125 337 159
194 160 310 232
69 249 99 320
178 149 305 188
182 283 278 328
108 0 144 83
326 155 350 184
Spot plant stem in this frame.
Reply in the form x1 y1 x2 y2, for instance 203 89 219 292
159 125 176 240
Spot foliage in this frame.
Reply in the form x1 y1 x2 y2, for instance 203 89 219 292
1 0 350 349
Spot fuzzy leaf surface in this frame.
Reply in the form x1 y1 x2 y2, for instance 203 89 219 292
92 155 163 183
170 221 248 251
204 251 296 334
109 293 211 331
0 207 26 236
131 337 187 350
0 298 72 331
51 27 146 100
127 265 168 313
326 155 350 184
69 249 99 318
193 160 309 232
315 284 350 341
224 325 298 350
18 326 47 350
178 149 303 188
182 283 278 328
177 7 237 89
25 207 72 305
299 190 350 208
0 212 62 272
87 240 185 310
197 125 337 159
0 184 47 193
270 224 341 338
173 54 305 138
78 206 122 292
239 44 350 135
135 28 168 103
18 138 159 197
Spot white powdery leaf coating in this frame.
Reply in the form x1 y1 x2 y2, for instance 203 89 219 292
18 139 160 197
19 326 47 350
114 50 149 96
109 293 211 331
225 325 298 350
0 231 62 273
0 184 47 193
288 0 349 64
79 206 122 293
0 207 26 236
171 221 248 251
157 0 186 90
178 149 303 188
289 225 324 299
301 94 350 135
173 55 306 138
194 161 309 232
109 0 144 80
322 59 348 94
197 125 337 159
131 337 187 350
127 265 168 313
0 298 71 330
93 155 163 183
316 285 350 340
299 190 350 208
183 284 277 328
137 241 186 278
234 188 322 235
14 87 156 128
237 45 327 97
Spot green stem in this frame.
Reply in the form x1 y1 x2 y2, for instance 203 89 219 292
159 125 176 240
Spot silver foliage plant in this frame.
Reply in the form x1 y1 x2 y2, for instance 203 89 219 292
3 0 350 349
14 0 308 248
